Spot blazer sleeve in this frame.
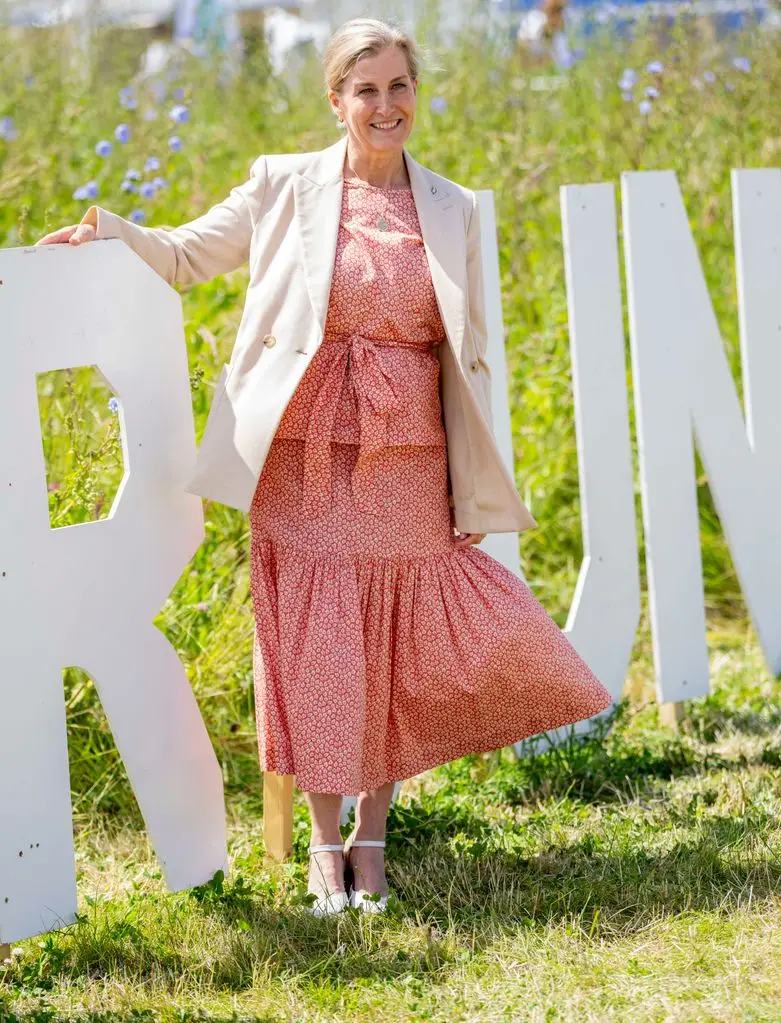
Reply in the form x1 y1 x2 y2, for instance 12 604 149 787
465 188 495 434
79 155 268 288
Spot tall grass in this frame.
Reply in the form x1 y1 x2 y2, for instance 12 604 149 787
1 0 778 899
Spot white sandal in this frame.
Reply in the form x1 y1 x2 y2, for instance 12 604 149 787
306 843 349 917
343 837 390 913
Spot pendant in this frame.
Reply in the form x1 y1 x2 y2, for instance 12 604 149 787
377 216 389 231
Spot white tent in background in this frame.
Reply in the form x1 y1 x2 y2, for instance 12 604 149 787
262 7 330 78
0 0 297 29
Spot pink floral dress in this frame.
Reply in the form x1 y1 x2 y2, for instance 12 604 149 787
248 176 612 796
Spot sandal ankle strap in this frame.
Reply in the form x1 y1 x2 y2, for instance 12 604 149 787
309 843 345 853
349 839 385 847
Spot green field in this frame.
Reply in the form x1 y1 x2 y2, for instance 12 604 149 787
2 10 781 1020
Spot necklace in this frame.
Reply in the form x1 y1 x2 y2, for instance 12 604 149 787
374 188 408 231
344 174 407 231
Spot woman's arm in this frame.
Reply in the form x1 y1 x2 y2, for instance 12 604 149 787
80 155 268 288
465 188 495 433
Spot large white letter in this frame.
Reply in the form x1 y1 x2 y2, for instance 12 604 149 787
0 240 226 943
553 183 641 732
623 169 781 702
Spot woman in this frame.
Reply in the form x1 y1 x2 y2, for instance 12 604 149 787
37 18 612 918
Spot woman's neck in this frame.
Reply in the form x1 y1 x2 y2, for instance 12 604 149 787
343 142 409 189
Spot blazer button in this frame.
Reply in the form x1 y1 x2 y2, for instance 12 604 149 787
470 360 479 372
263 334 276 348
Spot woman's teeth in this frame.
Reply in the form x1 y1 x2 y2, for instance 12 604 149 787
372 119 401 130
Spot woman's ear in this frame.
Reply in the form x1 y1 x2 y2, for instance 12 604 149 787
327 90 342 123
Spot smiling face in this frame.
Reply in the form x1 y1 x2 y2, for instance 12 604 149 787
329 45 417 156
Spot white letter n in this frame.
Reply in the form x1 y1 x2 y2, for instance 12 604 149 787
622 169 781 702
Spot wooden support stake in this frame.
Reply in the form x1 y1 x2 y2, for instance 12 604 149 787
262 772 295 864
659 700 685 730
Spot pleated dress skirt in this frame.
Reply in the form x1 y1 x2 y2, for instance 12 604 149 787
248 176 612 796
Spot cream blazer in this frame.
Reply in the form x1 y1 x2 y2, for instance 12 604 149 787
82 134 537 535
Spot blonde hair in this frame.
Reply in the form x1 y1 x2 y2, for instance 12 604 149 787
323 17 425 97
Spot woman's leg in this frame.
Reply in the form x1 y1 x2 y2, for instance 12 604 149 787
304 790 345 895
348 781 395 894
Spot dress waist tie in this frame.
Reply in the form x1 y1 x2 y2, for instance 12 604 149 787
302 333 407 519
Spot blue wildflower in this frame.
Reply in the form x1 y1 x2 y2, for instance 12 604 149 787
119 86 137 110
95 139 113 157
173 86 186 100
429 96 447 114
645 86 660 98
108 397 120 413
573 47 585 60
621 91 634 102
647 61 664 74
120 180 138 194
168 135 183 152
0 116 17 141
726 82 735 92
143 108 158 122
73 185 88 200
152 176 167 190
639 99 653 115
139 182 156 200
125 168 142 180
85 181 99 199
732 56 751 73
703 70 716 84
169 104 189 124
619 68 637 90
114 123 131 143
129 209 146 224
144 156 161 172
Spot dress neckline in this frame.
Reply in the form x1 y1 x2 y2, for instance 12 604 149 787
344 176 412 193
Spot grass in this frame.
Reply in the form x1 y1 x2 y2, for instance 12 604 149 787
3 614 781 1020
2 4 781 1019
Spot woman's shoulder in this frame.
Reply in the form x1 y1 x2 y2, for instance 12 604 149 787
247 148 327 186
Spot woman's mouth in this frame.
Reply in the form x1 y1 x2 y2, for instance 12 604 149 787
371 118 402 132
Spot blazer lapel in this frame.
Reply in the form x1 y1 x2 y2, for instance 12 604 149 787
293 135 466 359
404 149 467 360
292 136 347 336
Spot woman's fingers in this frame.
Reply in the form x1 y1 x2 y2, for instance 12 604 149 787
35 223 96 246
452 532 485 547
35 225 77 245
70 223 97 245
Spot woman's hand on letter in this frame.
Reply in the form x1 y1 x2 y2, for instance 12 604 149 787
36 211 97 247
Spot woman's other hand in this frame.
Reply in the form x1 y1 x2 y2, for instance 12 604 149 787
36 209 97 246
453 531 487 547
449 503 486 547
